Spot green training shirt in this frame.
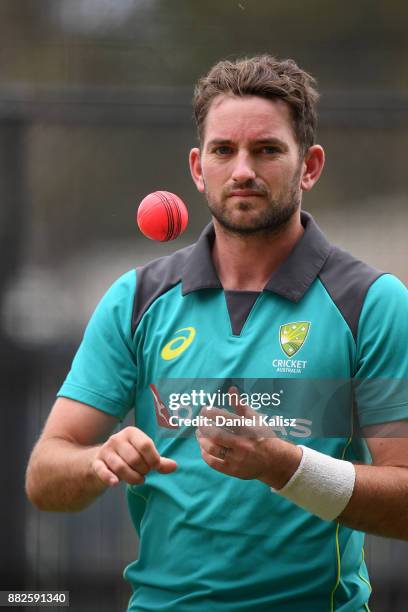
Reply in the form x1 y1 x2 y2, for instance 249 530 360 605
58 211 408 611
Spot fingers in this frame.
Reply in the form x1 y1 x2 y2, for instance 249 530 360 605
197 433 233 461
102 449 147 485
157 457 178 474
199 386 258 426
116 441 151 474
225 387 274 439
92 458 120 487
196 418 236 447
92 427 177 486
200 447 230 472
125 428 162 470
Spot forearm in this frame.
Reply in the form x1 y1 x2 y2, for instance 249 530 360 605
337 464 408 539
26 437 108 512
259 441 408 539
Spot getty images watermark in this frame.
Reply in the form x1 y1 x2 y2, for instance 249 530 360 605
168 388 297 428
150 378 408 439
150 384 313 437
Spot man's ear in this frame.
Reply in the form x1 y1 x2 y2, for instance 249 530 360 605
189 147 205 193
301 145 325 192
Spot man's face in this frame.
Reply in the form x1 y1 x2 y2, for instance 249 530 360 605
190 95 306 235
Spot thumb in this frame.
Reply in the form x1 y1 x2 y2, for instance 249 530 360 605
228 386 253 417
157 457 178 474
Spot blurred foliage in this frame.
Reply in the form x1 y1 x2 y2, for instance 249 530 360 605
0 0 407 89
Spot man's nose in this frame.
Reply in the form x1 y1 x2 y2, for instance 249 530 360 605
230 152 256 183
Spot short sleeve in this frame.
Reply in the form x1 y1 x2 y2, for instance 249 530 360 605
57 270 137 421
354 274 408 426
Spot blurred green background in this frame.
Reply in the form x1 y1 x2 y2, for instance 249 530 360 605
0 1 407 610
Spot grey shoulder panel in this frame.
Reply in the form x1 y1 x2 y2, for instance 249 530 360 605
131 244 195 335
318 246 384 341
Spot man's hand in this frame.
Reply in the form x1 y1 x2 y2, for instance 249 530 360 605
26 399 178 512
92 426 178 487
196 387 301 489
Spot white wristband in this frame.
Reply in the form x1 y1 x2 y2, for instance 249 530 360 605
272 445 356 521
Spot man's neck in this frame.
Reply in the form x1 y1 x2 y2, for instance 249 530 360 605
211 212 304 291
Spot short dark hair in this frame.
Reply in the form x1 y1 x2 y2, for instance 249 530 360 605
193 55 319 155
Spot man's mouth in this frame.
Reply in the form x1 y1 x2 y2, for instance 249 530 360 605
228 190 264 197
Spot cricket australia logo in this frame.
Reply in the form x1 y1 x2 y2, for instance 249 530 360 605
279 321 311 357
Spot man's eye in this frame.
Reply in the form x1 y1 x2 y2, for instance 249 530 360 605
260 146 279 154
214 146 233 155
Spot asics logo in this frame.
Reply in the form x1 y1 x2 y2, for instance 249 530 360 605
161 327 196 360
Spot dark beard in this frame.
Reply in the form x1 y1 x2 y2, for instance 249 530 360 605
205 169 302 238
208 194 300 237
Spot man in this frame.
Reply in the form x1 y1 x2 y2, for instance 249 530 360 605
26 56 408 611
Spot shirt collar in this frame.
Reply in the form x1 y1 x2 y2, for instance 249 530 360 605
181 210 332 302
